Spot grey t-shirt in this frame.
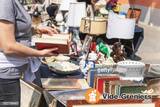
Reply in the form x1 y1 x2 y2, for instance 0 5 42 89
0 0 32 40
0 0 32 79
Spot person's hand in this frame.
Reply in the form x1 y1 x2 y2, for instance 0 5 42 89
37 26 59 35
38 48 58 57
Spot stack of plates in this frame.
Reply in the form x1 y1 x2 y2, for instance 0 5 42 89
48 61 79 75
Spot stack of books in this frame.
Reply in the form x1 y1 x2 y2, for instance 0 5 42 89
32 34 71 54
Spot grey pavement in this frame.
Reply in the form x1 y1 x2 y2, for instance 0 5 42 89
136 24 160 64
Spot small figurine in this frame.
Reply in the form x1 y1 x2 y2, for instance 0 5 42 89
110 42 126 63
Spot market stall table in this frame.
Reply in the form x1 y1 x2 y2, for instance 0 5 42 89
37 63 86 107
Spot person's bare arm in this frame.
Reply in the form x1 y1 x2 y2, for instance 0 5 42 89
0 20 58 57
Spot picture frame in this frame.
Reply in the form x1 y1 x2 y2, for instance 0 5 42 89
43 90 57 107
48 89 88 107
87 64 116 87
67 99 159 107
20 79 42 107
41 78 89 91
108 80 147 95
94 75 120 93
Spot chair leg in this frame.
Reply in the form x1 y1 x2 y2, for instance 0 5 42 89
121 39 133 58
130 39 135 59
130 40 141 61
134 35 144 54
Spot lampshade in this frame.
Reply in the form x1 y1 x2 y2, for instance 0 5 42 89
80 17 107 35
59 0 77 11
67 2 86 27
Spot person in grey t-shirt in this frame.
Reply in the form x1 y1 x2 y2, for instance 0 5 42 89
0 0 58 106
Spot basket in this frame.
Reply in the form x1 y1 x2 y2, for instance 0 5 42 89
116 60 145 80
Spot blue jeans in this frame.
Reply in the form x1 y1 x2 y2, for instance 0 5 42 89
0 78 20 107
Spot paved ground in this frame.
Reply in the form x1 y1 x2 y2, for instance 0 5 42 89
136 24 160 64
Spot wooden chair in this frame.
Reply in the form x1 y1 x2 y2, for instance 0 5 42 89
126 8 144 60
127 8 142 24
